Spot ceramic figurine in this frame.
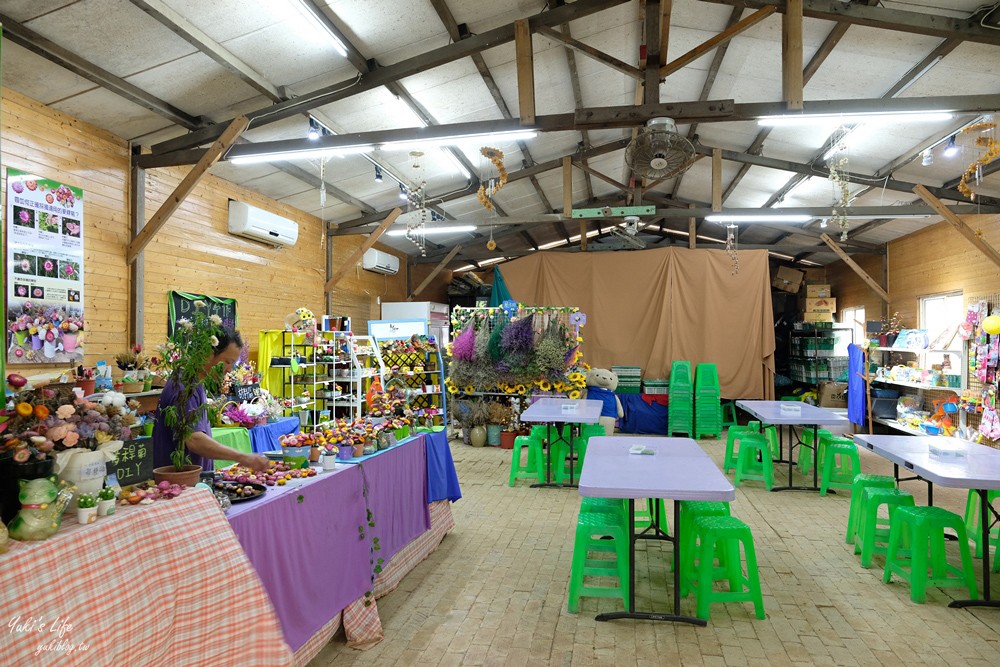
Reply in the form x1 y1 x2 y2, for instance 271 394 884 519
8 476 75 541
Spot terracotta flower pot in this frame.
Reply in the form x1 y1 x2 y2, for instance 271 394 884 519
153 465 203 487
499 431 517 450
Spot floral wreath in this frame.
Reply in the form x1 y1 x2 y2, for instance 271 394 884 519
957 122 999 201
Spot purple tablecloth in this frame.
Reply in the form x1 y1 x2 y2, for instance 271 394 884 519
226 436 432 651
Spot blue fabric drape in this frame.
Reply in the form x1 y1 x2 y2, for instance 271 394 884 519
848 343 867 426
489 267 512 307
424 429 462 502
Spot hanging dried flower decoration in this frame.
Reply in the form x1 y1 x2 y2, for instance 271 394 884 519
956 120 998 201
725 224 739 275
476 147 508 211
827 135 851 241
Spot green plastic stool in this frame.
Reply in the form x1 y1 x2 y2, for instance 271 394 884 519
723 421 761 474
762 425 780 460
845 474 897 544
689 515 766 620
819 438 861 496
567 511 631 613
883 505 977 604
552 424 606 484
507 433 545 486
721 401 738 428
679 500 732 596
854 488 916 568
963 489 1000 561
733 433 774 491
798 429 833 476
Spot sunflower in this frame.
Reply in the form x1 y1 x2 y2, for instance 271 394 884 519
568 390 581 400
480 146 505 161
515 384 526 394
539 380 551 391
464 385 475 394
448 385 459 395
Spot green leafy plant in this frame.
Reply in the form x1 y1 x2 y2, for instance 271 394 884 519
357 463 383 606
157 301 226 470
76 493 96 509
97 487 116 501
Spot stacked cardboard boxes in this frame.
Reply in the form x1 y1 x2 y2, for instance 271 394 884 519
803 284 834 323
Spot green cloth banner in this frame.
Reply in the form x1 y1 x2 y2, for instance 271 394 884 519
489 267 512 307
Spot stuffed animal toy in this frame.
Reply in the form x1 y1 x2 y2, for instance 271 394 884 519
284 307 317 342
8 476 75 542
584 368 623 436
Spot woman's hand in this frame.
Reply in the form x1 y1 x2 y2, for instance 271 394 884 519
240 453 270 471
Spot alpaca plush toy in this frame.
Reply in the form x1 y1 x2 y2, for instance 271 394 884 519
584 368 623 436
8 476 75 542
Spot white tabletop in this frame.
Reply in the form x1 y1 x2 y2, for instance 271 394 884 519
736 400 849 426
579 437 736 502
520 397 603 424
853 434 1000 490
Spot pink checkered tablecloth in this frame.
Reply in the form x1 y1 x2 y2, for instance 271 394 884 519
0 489 293 666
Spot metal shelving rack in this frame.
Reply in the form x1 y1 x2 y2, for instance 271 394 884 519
329 333 385 423
374 338 447 427
788 324 852 383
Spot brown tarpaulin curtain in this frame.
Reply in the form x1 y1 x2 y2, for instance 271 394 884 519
499 247 775 399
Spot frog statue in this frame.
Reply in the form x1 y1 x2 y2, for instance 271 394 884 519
8 476 75 542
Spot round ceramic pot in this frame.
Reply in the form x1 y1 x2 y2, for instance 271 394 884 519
469 426 487 448
152 465 203 488
97 499 116 517
77 507 97 525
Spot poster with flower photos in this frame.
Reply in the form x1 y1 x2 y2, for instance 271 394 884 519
6 168 86 365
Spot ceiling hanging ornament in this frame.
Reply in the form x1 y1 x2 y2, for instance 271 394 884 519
957 117 998 202
827 131 851 242
725 224 739 275
479 147 506 252
405 151 428 256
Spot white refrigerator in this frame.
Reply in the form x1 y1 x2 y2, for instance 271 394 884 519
380 301 450 345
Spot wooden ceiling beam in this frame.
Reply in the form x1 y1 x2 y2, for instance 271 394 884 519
408 245 462 300
150 0 630 156
699 0 1000 47
127 115 249 264
820 233 890 302
325 209 401 292
782 0 803 110
573 161 631 192
661 6 776 77
913 184 1000 270
515 19 536 125
535 25 643 80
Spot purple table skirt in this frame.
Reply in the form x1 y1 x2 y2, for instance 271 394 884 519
227 437 430 651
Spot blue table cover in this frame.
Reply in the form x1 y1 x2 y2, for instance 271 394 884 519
618 393 669 435
249 416 300 453
340 430 461 503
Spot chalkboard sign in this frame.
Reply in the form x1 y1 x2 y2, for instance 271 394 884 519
233 383 260 402
106 437 155 487
168 291 238 336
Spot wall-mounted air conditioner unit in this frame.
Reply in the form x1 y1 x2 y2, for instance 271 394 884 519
227 200 298 247
362 248 400 275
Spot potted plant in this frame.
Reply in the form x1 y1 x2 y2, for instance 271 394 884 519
154 301 227 486
76 493 97 524
879 312 904 347
485 401 512 447
455 400 489 447
96 486 116 516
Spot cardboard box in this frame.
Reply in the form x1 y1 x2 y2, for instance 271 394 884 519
818 381 848 408
804 297 837 313
772 266 804 294
803 312 833 323
806 284 832 298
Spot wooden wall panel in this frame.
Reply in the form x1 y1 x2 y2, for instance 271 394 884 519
2 88 130 370
2 86 408 374
825 214 1000 329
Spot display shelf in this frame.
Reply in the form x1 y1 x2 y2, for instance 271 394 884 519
872 417 928 437
375 337 447 427
871 377 962 394
872 347 962 354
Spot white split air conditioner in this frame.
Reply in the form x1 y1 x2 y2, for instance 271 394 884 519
227 200 298 247
362 248 399 275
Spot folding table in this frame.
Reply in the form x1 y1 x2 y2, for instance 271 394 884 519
520 397 602 487
736 400 849 492
579 436 735 625
854 434 1000 609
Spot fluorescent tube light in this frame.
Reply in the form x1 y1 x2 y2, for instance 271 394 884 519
705 214 813 223
384 130 537 150
758 111 953 127
386 225 477 236
230 145 373 164
289 0 349 57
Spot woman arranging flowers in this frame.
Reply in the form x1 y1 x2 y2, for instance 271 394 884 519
152 302 268 477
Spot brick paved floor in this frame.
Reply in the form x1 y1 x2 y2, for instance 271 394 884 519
312 432 1000 666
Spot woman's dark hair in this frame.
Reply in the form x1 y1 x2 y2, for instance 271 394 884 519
213 327 244 354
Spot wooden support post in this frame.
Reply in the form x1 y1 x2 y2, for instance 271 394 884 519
514 19 535 125
712 148 723 211
644 0 661 107
659 0 672 66
661 7 776 77
688 203 697 249
913 184 1000 270
325 208 401 292
409 245 462 300
820 233 890 302
783 0 804 110
126 115 249 264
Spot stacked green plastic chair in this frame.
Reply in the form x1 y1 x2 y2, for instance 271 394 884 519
667 360 693 437
694 363 722 439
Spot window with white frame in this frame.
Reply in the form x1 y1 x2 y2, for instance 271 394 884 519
919 291 964 370
841 305 865 349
